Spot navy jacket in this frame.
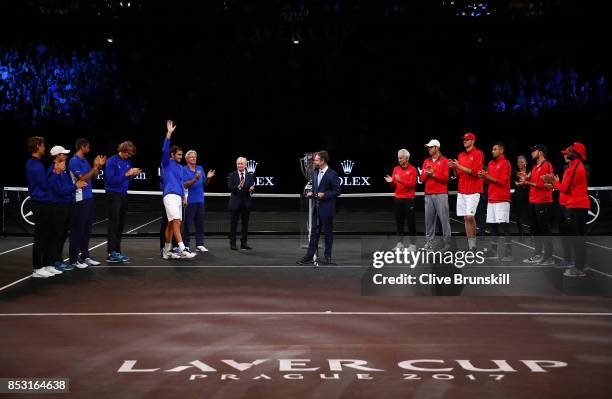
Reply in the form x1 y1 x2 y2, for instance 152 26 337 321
228 170 255 211
47 165 76 204
312 167 341 217
26 157 50 202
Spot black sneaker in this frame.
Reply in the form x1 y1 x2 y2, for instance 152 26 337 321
319 257 336 266
240 244 253 250
296 256 313 265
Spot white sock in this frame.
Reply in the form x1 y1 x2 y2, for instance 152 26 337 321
468 237 477 249
164 243 172 252
178 242 186 251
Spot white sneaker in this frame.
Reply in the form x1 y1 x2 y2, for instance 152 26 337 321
73 260 89 269
407 244 417 252
162 250 180 260
84 258 101 266
179 249 196 259
196 246 208 252
32 268 53 278
44 266 62 275
393 242 405 250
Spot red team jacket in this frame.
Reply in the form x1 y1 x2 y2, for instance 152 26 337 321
389 164 417 198
421 156 450 194
456 147 484 195
554 158 589 209
528 160 554 204
487 154 511 203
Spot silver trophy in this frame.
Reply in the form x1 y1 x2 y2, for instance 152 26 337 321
299 153 317 249
299 152 315 194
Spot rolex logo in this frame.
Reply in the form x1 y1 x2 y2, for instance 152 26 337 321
341 160 355 175
246 160 258 173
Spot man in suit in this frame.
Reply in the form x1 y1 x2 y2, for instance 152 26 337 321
297 150 341 265
228 156 255 250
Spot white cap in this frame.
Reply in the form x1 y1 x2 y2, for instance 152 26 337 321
425 139 441 148
50 145 70 156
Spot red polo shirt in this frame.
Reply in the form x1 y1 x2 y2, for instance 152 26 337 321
390 164 417 199
487 155 511 203
456 147 484 194
529 160 554 204
553 159 589 209
421 155 449 195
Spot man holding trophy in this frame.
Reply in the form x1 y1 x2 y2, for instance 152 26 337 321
297 151 341 266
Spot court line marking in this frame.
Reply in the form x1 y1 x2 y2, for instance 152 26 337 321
511 239 612 279
1 311 612 317
0 218 108 257
0 243 33 256
586 241 612 251
0 217 161 293
450 216 612 280
62 217 162 261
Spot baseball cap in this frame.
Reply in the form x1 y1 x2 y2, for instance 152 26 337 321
425 139 441 148
50 145 71 156
529 144 548 154
562 142 587 160
462 132 476 141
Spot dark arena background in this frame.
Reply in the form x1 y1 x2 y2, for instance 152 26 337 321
1 1 612 398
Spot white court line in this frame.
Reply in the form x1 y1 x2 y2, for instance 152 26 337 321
511 240 565 261
63 217 161 261
512 239 612 280
0 217 162 293
451 215 612 280
586 241 612 251
1 311 612 317
0 276 33 292
0 218 108 257
0 243 33 256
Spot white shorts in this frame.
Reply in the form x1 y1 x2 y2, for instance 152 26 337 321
163 194 183 221
456 193 480 217
486 202 510 224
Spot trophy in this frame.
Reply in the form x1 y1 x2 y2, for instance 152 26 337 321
298 153 317 249
299 152 315 194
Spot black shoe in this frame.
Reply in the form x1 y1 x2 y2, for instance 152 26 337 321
319 257 336 265
297 256 313 265
240 244 252 250
230 244 238 250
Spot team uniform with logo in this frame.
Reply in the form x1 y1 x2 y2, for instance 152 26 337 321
421 155 452 247
389 164 417 245
456 147 484 217
527 159 554 261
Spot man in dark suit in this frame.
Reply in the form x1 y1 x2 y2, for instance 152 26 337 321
228 156 255 250
297 150 341 265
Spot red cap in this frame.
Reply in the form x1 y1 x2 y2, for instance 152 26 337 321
562 142 587 160
462 132 476 141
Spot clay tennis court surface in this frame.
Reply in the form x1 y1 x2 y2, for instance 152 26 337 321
1 235 612 398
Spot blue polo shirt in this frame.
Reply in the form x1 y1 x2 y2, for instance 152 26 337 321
183 165 205 204
68 154 93 202
104 154 133 195
47 165 75 204
26 157 50 202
